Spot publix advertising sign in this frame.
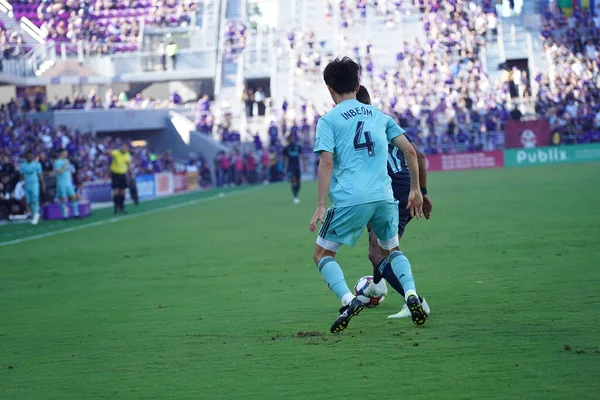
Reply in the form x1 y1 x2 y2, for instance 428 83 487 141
504 144 600 167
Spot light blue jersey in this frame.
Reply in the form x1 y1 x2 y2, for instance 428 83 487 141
314 99 405 207
54 158 72 186
19 161 42 189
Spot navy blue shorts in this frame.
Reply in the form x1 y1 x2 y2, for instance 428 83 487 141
288 168 301 181
393 184 412 237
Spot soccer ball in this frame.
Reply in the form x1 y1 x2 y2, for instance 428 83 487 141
354 276 388 307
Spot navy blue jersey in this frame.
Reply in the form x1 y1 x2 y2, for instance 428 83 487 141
386 135 413 190
283 143 301 171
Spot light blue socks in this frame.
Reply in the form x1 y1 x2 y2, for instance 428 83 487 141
317 256 352 301
388 251 416 295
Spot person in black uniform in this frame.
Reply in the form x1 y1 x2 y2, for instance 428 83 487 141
357 85 434 320
283 134 302 204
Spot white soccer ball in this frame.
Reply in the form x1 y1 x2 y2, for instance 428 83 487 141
354 275 388 307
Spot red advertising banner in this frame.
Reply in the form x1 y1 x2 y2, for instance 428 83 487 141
155 172 174 196
504 119 551 149
174 172 187 192
426 151 504 172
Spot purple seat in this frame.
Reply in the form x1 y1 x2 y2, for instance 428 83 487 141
42 201 91 220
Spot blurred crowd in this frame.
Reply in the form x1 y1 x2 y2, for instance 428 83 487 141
223 20 247 59
536 5 600 144
272 0 510 154
11 0 198 54
0 23 26 60
0 111 176 182
0 105 184 219
8 88 189 113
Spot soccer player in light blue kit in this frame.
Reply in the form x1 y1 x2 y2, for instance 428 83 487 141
19 152 46 225
309 57 427 333
54 149 80 220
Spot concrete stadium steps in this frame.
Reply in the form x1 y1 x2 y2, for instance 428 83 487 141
500 20 529 61
484 36 504 82
300 0 335 48
271 54 293 105
225 0 243 20
284 5 430 105
0 8 42 48
222 60 238 88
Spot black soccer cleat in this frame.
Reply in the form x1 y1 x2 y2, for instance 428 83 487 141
406 294 428 326
330 298 365 334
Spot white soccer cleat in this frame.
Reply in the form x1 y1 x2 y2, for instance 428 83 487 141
388 298 430 319
362 280 381 297
293 198 300 204
31 213 40 225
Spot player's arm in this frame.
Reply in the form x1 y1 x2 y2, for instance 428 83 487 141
316 151 333 208
412 142 432 219
310 151 333 233
386 117 422 218
309 118 334 232
56 161 69 174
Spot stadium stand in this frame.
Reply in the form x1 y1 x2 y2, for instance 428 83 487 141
0 22 25 59
535 5 600 143
10 0 198 54
2 0 600 222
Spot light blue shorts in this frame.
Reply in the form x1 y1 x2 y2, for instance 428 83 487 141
317 199 400 252
56 183 76 199
25 186 40 204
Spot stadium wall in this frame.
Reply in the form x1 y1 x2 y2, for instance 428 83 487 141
21 109 226 166
421 144 600 173
22 109 167 132
504 144 600 167
81 171 199 204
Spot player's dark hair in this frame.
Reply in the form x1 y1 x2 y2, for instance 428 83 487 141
322 57 360 95
356 85 371 105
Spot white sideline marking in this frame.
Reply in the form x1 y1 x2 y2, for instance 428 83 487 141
0 188 255 247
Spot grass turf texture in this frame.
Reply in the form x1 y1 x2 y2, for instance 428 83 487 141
1 163 599 399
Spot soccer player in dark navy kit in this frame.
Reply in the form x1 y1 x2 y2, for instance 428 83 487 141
357 85 434 319
283 135 302 204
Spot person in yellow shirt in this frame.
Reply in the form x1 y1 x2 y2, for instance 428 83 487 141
110 143 132 214
166 41 178 70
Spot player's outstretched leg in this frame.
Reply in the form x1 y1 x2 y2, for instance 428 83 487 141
387 251 427 326
60 199 69 220
291 171 301 203
292 182 300 203
112 190 119 215
29 188 40 225
314 248 364 333
367 227 384 283
70 197 80 219
367 229 431 319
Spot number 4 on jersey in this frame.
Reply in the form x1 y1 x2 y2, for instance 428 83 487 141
354 121 375 157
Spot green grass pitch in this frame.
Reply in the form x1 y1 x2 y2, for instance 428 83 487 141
1 163 599 399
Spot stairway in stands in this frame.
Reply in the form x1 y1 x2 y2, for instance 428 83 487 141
214 0 245 131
